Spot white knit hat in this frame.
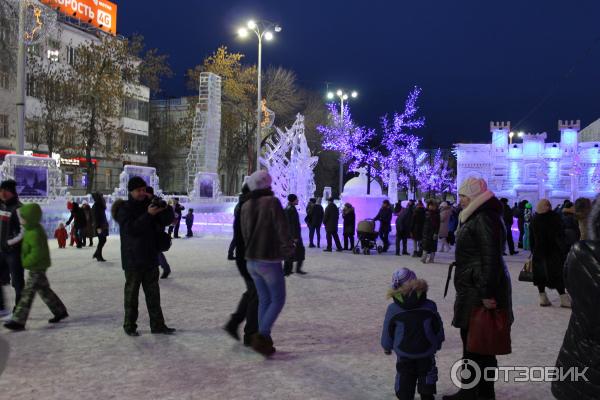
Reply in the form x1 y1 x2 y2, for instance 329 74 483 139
458 177 487 199
246 170 272 191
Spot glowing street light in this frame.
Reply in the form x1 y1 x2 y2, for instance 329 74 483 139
237 19 282 172
327 88 359 195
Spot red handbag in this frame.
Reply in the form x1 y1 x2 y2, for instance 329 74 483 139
467 307 512 355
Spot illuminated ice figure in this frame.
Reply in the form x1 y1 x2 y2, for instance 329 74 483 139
260 114 318 209
186 72 222 197
455 120 600 204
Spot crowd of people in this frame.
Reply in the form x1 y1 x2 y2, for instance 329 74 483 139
0 172 598 400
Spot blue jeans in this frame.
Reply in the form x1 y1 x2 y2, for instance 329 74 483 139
247 260 286 337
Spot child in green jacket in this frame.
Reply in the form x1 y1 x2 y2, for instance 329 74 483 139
4 203 68 331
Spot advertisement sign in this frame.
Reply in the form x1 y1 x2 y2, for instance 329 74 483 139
14 165 49 197
40 0 118 35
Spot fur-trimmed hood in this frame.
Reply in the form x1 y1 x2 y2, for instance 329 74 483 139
387 278 428 299
111 199 126 219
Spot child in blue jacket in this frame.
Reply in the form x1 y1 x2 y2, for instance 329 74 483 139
381 268 444 400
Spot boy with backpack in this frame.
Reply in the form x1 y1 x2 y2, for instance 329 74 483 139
4 203 68 331
381 268 444 400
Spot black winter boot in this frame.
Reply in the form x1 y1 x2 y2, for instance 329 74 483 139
4 320 25 331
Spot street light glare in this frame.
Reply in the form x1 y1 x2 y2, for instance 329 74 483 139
264 31 274 41
238 28 248 38
247 20 256 29
327 92 334 99
336 89 343 97
342 94 349 100
351 91 358 98
274 25 282 32
509 132 514 138
518 131 524 137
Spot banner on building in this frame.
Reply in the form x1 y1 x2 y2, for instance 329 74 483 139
40 0 117 35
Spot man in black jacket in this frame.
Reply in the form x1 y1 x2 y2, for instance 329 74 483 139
114 177 175 336
374 200 393 252
323 197 342 252
223 184 259 346
395 200 414 256
284 194 306 276
0 180 24 315
306 198 324 248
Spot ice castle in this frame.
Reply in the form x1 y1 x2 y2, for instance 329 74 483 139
455 120 600 204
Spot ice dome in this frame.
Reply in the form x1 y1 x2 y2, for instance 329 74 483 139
342 168 382 196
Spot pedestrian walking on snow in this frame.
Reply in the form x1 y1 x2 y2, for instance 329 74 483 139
530 199 571 308
4 203 68 331
323 197 343 252
54 223 68 249
240 171 294 356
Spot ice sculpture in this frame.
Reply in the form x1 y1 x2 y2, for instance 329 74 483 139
186 72 222 198
455 120 600 205
260 114 318 209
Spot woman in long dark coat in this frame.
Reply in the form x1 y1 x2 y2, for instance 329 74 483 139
552 196 600 400
444 177 512 400
410 201 426 257
91 192 109 262
421 199 440 263
529 199 571 308
81 202 94 247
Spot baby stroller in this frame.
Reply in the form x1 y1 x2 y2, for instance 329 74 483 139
353 219 383 255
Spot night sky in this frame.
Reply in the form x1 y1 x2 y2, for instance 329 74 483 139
116 1 600 147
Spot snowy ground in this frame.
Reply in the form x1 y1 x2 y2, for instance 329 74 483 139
0 233 570 400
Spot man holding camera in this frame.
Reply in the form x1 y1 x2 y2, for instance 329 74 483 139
114 176 175 336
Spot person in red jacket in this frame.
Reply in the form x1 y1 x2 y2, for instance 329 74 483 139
54 223 68 249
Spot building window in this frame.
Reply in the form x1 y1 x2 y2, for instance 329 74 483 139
47 49 59 62
105 169 112 190
27 44 40 57
26 73 36 97
0 114 8 138
0 68 8 90
67 46 76 66
123 97 149 122
65 174 73 187
0 26 8 42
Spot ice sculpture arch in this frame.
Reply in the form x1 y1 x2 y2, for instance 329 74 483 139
260 114 318 209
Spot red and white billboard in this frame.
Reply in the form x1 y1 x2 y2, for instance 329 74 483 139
41 0 118 36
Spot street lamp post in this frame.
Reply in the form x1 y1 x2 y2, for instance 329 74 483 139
327 89 358 197
237 20 282 172
16 0 26 155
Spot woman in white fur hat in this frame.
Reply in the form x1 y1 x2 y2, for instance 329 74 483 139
443 177 513 400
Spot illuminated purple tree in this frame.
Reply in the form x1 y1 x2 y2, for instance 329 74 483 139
318 103 373 166
379 87 426 197
419 149 456 196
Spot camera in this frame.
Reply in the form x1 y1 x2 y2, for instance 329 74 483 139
150 196 167 209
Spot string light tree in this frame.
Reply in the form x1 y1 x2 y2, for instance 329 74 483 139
14 0 58 154
380 87 426 201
